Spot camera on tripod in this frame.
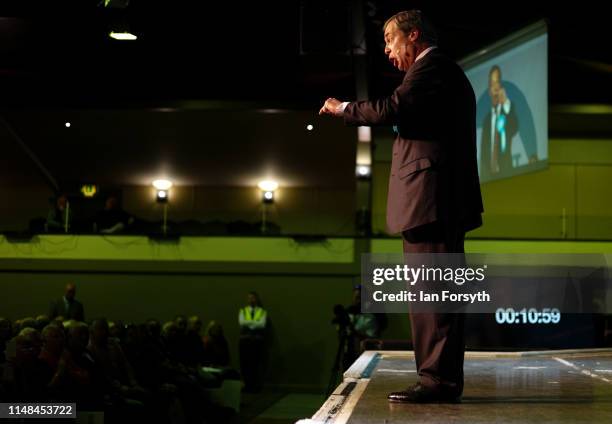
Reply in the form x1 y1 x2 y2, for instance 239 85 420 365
332 303 350 327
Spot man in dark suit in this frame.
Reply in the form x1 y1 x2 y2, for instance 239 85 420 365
49 283 85 322
320 10 483 403
479 65 519 181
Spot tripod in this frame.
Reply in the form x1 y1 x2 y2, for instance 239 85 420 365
326 328 348 397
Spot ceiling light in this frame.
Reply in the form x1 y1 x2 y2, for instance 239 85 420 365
258 180 279 192
356 165 371 179
263 190 274 203
152 179 173 190
109 31 137 41
156 190 168 203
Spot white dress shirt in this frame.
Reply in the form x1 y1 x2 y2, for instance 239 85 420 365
490 99 512 154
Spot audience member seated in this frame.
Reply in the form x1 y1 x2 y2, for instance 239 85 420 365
109 320 126 342
94 196 134 234
171 315 199 368
161 320 233 422
3 317 37 362
35 315 50 331
88 319 148 403
49 321 106 410
19 317 37 332
160 321 192 376
1 314 237 424
123 323 187 424
46 194 71 233
1 328 51 401
48 283 85 322
39 323 65 374
0 317 12 364
183 316 206 367
203 320 230 368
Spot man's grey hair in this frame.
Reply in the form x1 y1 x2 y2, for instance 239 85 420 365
384 10 438 45
489 65 502 80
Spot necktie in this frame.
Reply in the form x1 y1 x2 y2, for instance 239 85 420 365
491 112 500 173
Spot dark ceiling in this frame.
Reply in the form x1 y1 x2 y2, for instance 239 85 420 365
1 108 356 187
0 1 609 191
0 0 610 108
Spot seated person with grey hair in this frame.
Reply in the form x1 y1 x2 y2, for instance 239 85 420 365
0 328 51 401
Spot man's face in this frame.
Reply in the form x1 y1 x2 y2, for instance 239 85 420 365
105 197 118 210
16 334 42 363
57 196 67 210
175 317 187 333
43 327 65 353
489 69 502 105
65 284 76 301
68 327 89 352
163 323 178 341
91 321 109 345
384 21 418 72
189 318 202 333
248 294 257 306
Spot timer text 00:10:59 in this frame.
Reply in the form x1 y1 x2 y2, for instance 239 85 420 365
495 308 561 325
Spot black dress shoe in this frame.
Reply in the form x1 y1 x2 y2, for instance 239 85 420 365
387 383 461 404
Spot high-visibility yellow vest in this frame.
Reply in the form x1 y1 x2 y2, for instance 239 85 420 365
242 306 265 321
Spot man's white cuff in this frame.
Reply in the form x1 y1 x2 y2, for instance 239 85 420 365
502 98 511 114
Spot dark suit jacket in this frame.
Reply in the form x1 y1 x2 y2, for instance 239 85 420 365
49 298 85 321
343 49 483 234
480 105 519 181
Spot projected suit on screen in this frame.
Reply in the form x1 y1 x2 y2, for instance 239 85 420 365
480 66 519 180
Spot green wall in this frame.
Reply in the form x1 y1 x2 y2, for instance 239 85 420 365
0 270 358 391
3 236 612 391
372 137 612 239
0 236 365 392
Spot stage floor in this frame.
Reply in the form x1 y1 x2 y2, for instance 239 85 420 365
303 348 612 423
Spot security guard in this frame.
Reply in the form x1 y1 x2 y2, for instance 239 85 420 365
238 292 268 392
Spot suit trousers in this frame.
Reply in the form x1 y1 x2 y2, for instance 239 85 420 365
402 221 466 396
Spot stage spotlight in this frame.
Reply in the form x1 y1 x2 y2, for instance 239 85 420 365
357 126 371 142
356 164 371 179
153 179 172 203
65 122 71 128
153 179 173 190
258 180 278 192
258 180 278 232
263 190 274 203
152 179 172 234
258 180 278 204
156 190 168 203
306 124 314 131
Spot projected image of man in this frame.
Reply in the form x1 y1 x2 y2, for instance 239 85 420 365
480 65 518 180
